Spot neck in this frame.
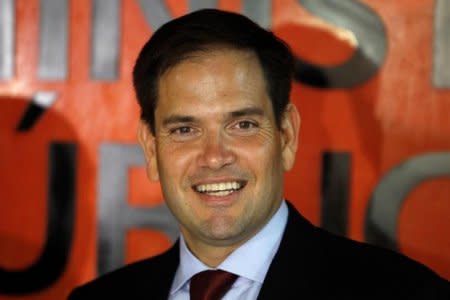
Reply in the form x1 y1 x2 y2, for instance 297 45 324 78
185 238 242 267
181 227 255 267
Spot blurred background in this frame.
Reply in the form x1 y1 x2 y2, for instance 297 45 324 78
1 0 449 299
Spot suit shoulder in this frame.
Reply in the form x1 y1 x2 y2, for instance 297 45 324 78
315 228 450 294
67 248 178 299
317 228 427 273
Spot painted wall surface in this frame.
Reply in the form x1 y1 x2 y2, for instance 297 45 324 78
0 0 449 299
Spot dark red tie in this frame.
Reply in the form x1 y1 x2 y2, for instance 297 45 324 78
189 270 238 300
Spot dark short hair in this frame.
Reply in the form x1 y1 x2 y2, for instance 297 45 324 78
132 8 294 133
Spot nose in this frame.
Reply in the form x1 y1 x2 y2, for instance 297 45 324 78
198 132 236 169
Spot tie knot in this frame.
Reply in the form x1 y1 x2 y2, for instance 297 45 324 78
190 270 238 300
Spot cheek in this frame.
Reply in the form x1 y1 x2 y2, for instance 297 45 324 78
233 137 282 175
157 142 198 180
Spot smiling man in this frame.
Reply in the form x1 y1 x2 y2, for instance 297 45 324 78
141 48 299 269
68 8 450 300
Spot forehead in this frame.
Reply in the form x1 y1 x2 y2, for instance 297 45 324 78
151 50 276 128
156 49 269 111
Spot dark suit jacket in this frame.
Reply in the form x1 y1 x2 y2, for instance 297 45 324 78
68 202 450 299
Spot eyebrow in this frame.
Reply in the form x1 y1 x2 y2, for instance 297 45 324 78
229 107 265 118
161 115 196 127
161 107 265 127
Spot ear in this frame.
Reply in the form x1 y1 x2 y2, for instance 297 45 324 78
137 120 160 181
280 102 301 171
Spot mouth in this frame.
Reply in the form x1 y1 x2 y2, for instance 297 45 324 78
192 180 246 197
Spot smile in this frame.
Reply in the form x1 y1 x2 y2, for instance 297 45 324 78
193 181 246 196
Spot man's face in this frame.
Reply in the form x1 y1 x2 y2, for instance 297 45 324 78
139 49 299 253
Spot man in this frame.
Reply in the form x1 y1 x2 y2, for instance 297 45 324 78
69 8 450 300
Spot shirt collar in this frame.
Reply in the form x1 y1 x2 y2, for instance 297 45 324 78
170 200 288 294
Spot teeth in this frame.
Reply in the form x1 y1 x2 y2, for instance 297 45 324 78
208 190 234 196
195 181 242 193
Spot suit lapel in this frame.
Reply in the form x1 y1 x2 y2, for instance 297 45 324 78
139 240 180 300
257 202 325 300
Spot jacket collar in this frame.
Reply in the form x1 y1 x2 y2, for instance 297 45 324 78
257 201 325 299
146 240 180 300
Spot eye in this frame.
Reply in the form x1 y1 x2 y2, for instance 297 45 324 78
235 120 258 129
168 125 200 141
171 126 193 135
228 120 259 136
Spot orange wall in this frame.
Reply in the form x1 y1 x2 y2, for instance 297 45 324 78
0 1 449 299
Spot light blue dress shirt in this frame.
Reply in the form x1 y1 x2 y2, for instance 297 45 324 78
169 200 289 300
